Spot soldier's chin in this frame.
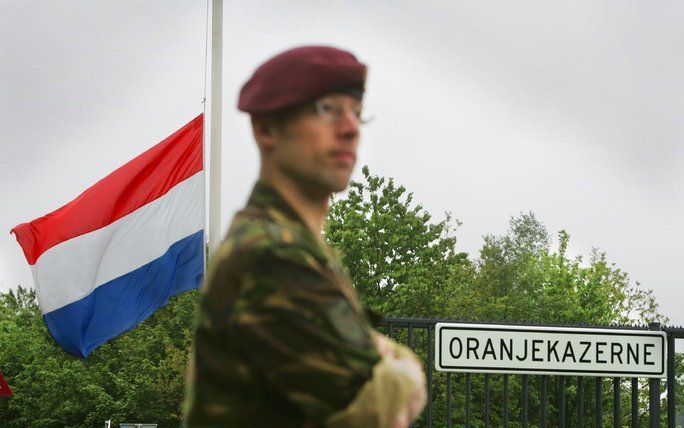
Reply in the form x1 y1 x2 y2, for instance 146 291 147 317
304 166 352 194
318 177 351 194
299 173 349 196
330 172 354 193
329 182 350 193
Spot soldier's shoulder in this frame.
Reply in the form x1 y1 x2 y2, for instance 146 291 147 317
215 212 306 268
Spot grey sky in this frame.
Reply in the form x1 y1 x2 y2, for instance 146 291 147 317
1 1 682 328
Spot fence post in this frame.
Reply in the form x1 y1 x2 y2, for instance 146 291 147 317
559 376 566 428
667 331 675 428
408 323 414 349
466 373 471 428
577 376 584 428
541 376 548 428
613 377 621 428
595 377 602 428
648 322 661 428
446 373 452 428
484 374 490 428
427 323 433 427
503 374 509 428
631 378 638 428
522 375 528 428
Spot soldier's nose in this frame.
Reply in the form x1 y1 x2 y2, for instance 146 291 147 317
335 112 360 140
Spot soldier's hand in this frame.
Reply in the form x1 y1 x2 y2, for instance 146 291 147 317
373 331 427 426
385 354 427 427
405 365 427 424
373 332 394 358
389 405 410 428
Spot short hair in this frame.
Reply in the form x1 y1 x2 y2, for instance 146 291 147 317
250 104 308 134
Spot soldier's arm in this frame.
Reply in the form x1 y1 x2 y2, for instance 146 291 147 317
325 334 427 428
230 245 424 428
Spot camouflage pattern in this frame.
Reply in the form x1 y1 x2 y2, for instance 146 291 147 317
183 181 383 427
325 338 425 428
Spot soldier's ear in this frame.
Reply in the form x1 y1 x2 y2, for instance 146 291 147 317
251 115 278 150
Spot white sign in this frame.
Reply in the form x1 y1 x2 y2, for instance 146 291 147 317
435 323 666 378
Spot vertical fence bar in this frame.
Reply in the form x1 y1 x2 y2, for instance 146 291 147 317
613 377 621 428
427 324 433 428
541 376 548 428
446 373 452 428
484 374 490 428
522 374 528 428
577 377 584 428
648 323 661 428
559 377 566 428
631 378 638 428
408 323 414 349
595 377 603 428
667 333 675 428
388 322 394 339
649 376 660 428
466 373 471 428
503 374 509 428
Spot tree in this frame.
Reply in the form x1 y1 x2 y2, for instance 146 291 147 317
0 286 199 427
450 212 664 326
326 165 465 317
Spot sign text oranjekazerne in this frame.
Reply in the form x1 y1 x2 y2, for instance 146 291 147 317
435 323 666 378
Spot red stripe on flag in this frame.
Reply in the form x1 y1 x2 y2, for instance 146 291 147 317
0 372 12 397
11 114 203 265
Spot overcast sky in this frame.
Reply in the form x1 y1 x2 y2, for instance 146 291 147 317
1 1 682 329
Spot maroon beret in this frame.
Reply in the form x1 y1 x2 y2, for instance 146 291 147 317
238 45 367 114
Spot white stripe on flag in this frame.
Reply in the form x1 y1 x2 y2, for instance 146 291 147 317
33 172 204 314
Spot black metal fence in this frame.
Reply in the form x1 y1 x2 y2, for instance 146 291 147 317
379 318 684 428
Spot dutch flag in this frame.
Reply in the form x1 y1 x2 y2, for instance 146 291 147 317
11 114 205 358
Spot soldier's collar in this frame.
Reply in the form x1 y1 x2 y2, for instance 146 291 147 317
248 181 309 227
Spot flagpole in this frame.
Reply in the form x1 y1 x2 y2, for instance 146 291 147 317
208 0 223 256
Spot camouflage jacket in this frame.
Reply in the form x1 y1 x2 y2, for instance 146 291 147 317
183 181 389 427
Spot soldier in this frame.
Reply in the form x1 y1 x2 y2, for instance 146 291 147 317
183 45 426 428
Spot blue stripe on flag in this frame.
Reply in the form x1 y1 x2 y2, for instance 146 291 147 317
43 230 204 358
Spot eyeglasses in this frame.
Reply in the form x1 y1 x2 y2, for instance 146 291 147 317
313 99 373 125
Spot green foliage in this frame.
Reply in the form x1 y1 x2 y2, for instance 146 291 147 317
451 212 664 326
326 165 465 317
327 167 663 328
0 286 199 427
